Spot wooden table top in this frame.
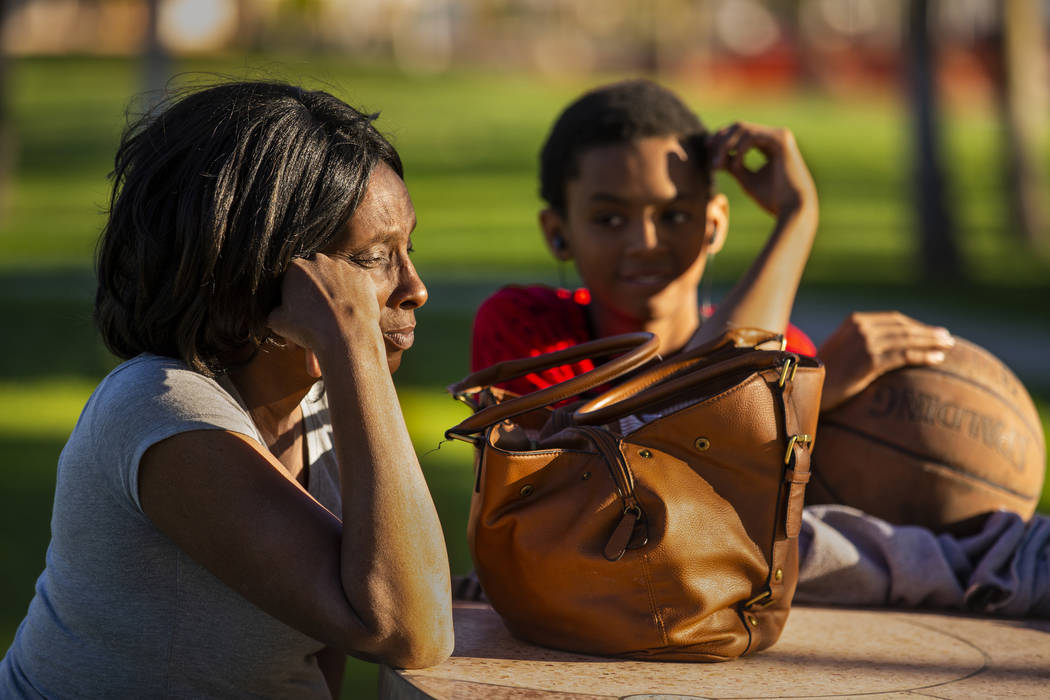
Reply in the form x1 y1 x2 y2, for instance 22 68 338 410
380 601 1050 699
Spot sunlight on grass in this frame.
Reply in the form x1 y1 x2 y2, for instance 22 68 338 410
0 380 96 438
400 386 473 454
5 55 1049 287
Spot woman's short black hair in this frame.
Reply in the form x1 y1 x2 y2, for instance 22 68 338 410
95 80 403 375
539 79 711 213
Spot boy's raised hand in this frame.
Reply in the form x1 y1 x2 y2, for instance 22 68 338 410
708 122 817 218
688 121 819 352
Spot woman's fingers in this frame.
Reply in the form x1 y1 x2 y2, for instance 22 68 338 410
267 254 382 356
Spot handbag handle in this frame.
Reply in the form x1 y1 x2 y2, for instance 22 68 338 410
574 349 798 426
446 332 660 439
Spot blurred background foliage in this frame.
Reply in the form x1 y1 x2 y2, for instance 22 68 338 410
1 1 1049 698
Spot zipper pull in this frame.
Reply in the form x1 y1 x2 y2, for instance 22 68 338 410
604 506 639 561
603 501 647 561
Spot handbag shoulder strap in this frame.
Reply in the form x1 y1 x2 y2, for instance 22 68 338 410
573 349 801 426
680 327 786 358
571 327 789 426
446 332 659 439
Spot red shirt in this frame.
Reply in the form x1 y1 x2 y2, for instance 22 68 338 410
471 285 817 397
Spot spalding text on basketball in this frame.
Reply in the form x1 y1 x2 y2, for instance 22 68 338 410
866 385 1030 473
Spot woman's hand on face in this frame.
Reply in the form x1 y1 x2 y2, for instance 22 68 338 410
266 254 383 375
708 122 817 218
817 311 955 413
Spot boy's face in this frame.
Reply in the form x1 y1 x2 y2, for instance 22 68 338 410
544 135 726 330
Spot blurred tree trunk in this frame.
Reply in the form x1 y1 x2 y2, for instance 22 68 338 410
999 0 1050 256
906 0 963 281
638 0 661 76
634 0 693 77
773 1 818 90
0 0 12 221
142 0 170 107
233 0 259 50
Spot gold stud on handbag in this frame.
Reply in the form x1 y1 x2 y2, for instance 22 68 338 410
447 330 824 662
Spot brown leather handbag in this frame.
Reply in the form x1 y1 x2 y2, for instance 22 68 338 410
446 330 824 661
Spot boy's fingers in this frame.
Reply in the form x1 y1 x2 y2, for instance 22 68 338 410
892 347 947 368
710 123 746 163
727 158 758 189
708 129 733 168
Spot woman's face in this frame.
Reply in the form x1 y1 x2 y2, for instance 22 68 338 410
549 136 723 330
326 163 428 373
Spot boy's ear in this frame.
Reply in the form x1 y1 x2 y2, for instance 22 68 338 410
539 208 573 261
705 193 729 255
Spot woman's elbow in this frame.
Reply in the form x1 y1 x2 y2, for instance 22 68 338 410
393 635 454 670
345 574 455 668
379 617 455 669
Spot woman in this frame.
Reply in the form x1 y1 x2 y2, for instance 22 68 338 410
1 81 453 698
471 78 954 414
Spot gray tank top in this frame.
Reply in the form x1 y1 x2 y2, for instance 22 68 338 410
0 354 341 698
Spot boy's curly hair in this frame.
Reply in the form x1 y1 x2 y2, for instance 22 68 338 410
539 79 712 213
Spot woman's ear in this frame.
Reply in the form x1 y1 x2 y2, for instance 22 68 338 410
705 193 729 255
539 209 573 261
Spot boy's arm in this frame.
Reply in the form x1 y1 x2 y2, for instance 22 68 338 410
692 127 954 410
688 123 818 348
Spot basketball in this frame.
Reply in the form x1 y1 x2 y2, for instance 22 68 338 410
807 336 1046 531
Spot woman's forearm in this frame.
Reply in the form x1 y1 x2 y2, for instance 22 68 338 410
320 334 453 668
316 646 346 698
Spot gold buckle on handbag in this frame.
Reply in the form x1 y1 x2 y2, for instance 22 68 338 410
777 356 798 387
452 389 478 406
784 434 811 464
745 589 774 609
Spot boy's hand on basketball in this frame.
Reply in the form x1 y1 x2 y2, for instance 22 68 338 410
708 122 816 218
817 311 955 412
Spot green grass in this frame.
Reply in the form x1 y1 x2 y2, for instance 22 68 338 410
2 54 1049 698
